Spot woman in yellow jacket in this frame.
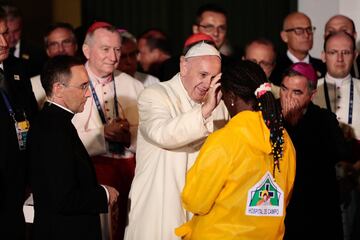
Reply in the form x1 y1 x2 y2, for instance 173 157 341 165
176 60 296 240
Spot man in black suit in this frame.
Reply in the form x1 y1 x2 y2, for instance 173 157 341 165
28 55 119 240
1 3 45 77
270 12 326 86
0 7 38 240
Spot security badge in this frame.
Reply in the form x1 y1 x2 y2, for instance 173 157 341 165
14 118 30 151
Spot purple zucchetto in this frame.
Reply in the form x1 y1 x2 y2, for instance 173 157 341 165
289 62 318 87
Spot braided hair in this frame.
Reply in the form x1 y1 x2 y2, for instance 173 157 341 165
221 60 284 176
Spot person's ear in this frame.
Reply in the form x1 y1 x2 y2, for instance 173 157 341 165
192 24 199 34
152 49 161 59
180 56 188 77
52 82 64 98
280 30 288 43
82 43 90 60
310 89 317 100
321 51 326 63
354 49 359 61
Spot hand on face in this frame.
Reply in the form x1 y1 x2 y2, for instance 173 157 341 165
280 94 303 126
201 73 222 119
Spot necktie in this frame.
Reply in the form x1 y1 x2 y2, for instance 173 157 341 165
0 67 12 100
0 67 5 90
9 47 15 56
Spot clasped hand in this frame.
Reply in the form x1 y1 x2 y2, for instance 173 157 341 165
104 118 131 147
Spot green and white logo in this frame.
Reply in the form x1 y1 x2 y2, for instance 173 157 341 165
246 171 284 216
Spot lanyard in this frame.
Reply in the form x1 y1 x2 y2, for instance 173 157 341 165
1 89 29 151
323 77 354 124
89 75 119 124
1 89 17 121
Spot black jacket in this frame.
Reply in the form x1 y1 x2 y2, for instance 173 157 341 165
0 56 38 240
28 103 108 240
270 53 326 86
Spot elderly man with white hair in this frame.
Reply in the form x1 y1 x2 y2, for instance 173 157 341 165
124 40 229 240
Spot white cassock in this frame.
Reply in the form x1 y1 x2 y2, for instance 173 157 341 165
314 73 360 140
124 73 229 240
72 64 144 157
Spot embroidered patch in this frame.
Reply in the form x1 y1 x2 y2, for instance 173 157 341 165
21 54 30 60
14 75 20 80
245 171 284 217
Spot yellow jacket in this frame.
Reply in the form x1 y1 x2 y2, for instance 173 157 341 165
176 111 296 240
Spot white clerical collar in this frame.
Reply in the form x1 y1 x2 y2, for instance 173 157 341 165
287 50 310 64
0 63 3 70
85 62 112 84
14 41 20 58
47 100 74 114
325 73 351 87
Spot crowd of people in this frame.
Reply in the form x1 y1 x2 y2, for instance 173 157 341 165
0 2 359 240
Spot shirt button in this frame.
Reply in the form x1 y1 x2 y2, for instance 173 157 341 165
105 100 108 104
337 106 341 109
337 96 341 99
107 117 111 121
105 109 109 112
104 92 107 95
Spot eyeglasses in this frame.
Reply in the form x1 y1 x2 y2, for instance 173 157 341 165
47 38 75 50
325 49 354 57
198 24 227 34
284 27 316 35
249 59 274 69
62 82 90 91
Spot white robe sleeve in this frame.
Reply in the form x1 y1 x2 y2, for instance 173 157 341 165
138 87 213 150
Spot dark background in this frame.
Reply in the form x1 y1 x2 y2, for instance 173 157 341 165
10 0 297 57
82 0 297 56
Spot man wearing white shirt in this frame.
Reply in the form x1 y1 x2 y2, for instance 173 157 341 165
31 22 78 109
313 32 360 240
314 32 360 140
270 12 326 86
124 42 229 240
71 22 143 239
118 30 160 87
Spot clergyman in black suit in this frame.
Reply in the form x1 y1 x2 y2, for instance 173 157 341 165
0 7 38 240
28 55 119 240
269 12 326 86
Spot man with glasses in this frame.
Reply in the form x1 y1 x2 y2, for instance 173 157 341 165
44 22 78 58
324 14 360 79
314 32 360 137
242 38 280 98
270 12 326 86
192 3 227 50
137 29 172 81
192 3 234 68
117 30 159 87
1 2 45 77
72 22 143 239
323 16 360 240
28 55 119 240
314 32 360 240
30 22 78 109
